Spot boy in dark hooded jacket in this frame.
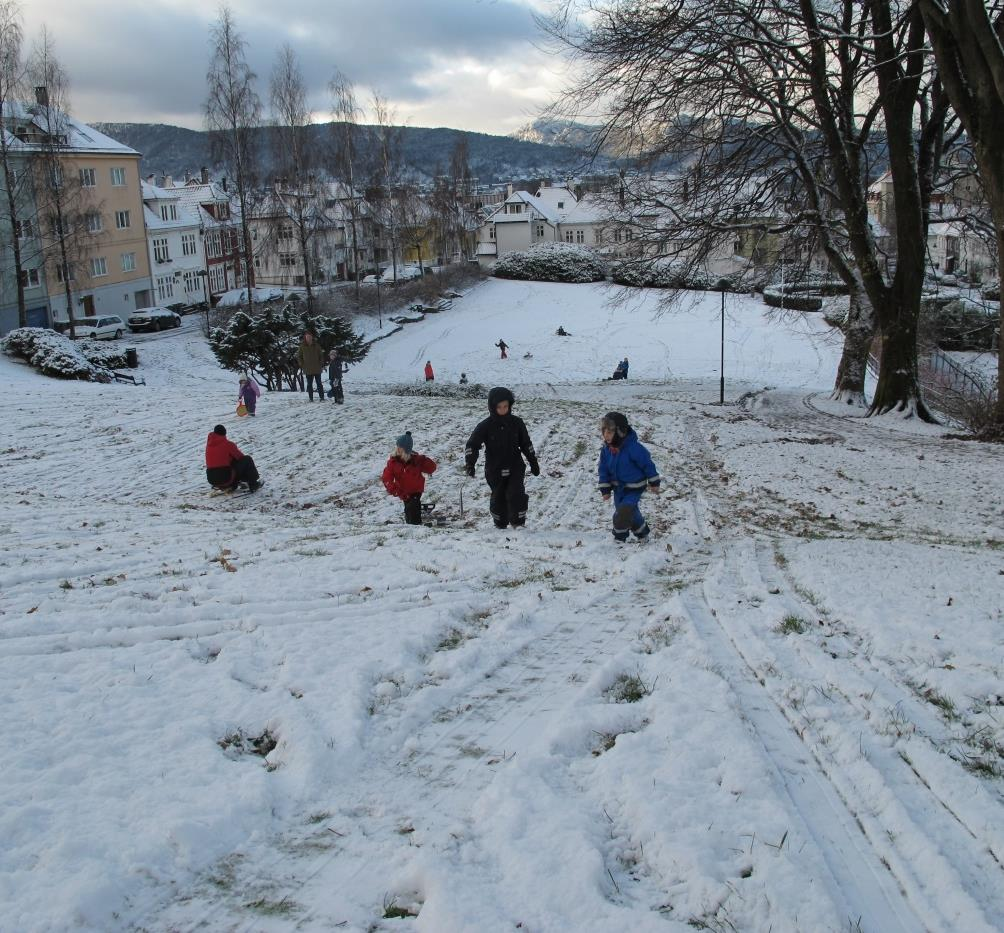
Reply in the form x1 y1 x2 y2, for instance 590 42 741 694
465 386 540 529
598 411 659 541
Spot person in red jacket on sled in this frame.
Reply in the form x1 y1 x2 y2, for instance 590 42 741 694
205 424 261 493
382 431 437 524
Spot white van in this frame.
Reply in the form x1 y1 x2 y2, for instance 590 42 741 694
73 316 126 340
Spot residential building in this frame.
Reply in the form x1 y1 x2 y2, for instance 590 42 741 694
171 172 246 301
2 93 154 329
142 180 207 307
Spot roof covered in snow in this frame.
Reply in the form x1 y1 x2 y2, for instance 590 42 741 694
1 102 139 156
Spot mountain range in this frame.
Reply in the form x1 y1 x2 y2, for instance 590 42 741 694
93 121 606 187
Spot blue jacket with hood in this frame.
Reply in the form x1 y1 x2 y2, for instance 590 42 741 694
598 429 660 500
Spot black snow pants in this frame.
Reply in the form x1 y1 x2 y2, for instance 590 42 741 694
207 455 260 490
487 465 528 529
404 493 423 525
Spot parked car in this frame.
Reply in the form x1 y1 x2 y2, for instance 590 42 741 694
361 274 382 285
215 287 285 308
128 307 182 332
73 316 126 340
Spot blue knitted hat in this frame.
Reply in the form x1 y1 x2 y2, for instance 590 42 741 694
396 431 413 453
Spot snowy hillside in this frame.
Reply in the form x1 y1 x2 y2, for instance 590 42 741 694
1 279 1002 932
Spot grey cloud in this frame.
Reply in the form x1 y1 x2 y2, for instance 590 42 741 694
26 0 544 128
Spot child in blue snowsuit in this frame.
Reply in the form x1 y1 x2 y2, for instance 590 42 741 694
598 411 660 541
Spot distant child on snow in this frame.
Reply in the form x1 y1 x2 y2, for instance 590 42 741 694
598 411 660 542
238 376 259 415
424 361 435 382
459 372 469 385
495 339 508 359
382 431 437 525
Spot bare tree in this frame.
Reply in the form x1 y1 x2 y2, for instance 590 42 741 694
329 71 365 299
270 44 321 312
27 29 94 338
546 0 953 418
205 4 261 309
370 92 404 283
0 0 29 327
919 0 1004 431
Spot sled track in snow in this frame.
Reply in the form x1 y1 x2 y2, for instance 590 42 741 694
136 539 697 930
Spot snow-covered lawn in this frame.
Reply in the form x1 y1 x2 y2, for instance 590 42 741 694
1 279 1002 932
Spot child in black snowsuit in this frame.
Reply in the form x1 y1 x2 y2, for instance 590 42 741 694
465 386 540 529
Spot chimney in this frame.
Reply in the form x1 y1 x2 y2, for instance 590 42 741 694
34 86 49 107
200 166 209 184
146 174 156 186
164 175 173 189
184 170 190 183
221 177 228 192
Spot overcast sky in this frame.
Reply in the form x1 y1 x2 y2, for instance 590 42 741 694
23 0 570 134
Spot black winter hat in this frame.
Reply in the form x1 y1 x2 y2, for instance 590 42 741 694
600 411 630 439
213 424 227 436
395 431 413 454
488 386 515 412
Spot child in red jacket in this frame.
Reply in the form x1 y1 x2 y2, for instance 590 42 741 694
205 424 261 492
382 431 437 524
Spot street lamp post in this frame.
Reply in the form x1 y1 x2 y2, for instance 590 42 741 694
716 278 729 405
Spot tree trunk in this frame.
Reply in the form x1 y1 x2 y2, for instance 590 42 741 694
831 292 875 406
870 305 934 419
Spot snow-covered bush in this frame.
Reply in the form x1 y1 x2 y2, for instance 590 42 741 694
763 279 848 312
980 280 1000 302
77 341 134 370
1 328 112 381
386 382 487 400
610 259 762 292
492 243 606 283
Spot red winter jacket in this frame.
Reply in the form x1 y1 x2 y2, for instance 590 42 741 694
205 432 244 468
424 362 434 380
382 452 437 499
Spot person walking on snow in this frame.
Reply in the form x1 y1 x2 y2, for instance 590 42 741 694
327 350 345 403
205 424 261 492
382 431 437 525
465 386 540 529
424 360 435 381
238 376 257 416
598 412 660 542
298 331 325 401
459 372 469 385
495 338 508 359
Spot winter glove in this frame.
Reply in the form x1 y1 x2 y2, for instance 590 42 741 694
648 483 661 495
465 464 476 478
529 460 540 477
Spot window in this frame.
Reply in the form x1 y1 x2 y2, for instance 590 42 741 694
489 225 495 240
594 229 602 244
535 224 544 238
19 268 41 288
217 203 230 220
115 210 130 229
279 252 297 267
184 270 201 293
56 262 75 282
50 214 66 237
90 257 108 277
209 264 226 293
205 231 221 258
254 256 261 269
110 167 126 186
564 231 574 243
48 165 63 188
153 237 170 262
157 275 174 300
79 168 96 187
614 230 622 244
279 224 295 240
181 233 197 256
575 229 584 244
557 201 565 209
160 204 179 221
15 218 35 239
121 252 136 273
86 212 103 233
624 228 633 242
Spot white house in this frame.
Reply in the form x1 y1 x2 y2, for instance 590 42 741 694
141 180 207 307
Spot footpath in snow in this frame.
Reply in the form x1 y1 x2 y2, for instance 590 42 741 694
1 279 1002 932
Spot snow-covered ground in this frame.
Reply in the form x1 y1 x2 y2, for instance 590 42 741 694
2 279 1002 933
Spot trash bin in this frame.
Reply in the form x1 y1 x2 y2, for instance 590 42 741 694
126 348 138 368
